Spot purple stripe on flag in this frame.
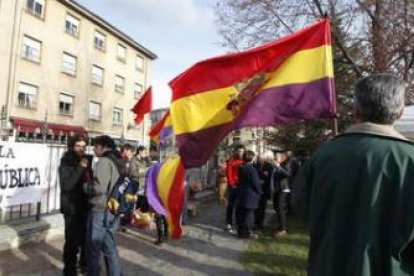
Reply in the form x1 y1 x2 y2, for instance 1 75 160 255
176 123 233 168
176 77 335 168
159 126 173 146
234 77 336 128
145 162 166 216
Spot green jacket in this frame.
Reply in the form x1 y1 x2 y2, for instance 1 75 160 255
296 123 414 276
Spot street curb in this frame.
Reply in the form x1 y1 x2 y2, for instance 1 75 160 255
0 213 64 252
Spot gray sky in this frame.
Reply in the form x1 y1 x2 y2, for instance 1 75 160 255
76 0 224 109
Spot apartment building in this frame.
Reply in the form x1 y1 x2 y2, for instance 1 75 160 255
0 0 157 145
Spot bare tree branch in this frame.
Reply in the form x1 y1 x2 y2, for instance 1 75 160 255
260 1 294 34
355 0 376 23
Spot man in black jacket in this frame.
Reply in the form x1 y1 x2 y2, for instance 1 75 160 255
59 135 91 275
236 150 262 239
254 151 274 231
272 150 291 236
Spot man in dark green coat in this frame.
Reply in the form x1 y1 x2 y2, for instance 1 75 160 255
296 74 414 276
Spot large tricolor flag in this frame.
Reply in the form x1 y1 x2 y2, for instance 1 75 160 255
169 19 335 168
131 87 152 125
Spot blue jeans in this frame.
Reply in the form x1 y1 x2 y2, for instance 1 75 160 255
86 209 122 276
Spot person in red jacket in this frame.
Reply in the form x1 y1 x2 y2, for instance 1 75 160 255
225 144 245 233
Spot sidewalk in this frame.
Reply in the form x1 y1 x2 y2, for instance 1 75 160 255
0 201 252 276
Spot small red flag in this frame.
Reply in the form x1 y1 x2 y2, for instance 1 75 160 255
131 87 152 125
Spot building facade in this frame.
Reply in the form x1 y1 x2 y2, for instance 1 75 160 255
0 0 157 144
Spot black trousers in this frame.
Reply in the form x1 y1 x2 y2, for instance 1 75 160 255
226 186 238 225
155 214 168 241
63 212 87 276
254 195 268 229
236 207 254 237
273 192 289 231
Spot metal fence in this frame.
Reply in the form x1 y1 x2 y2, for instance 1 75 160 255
0 144 66 225
0 141 219 225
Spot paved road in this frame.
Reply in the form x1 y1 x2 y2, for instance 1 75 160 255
0 202 252 276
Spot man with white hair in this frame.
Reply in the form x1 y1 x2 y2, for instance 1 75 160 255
296 74 414 275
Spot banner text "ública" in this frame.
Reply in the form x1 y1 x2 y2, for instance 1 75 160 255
0 166 41 189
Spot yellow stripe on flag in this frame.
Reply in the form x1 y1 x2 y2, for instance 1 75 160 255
157 155 182 205
171 86 237 135
263 45 333 89
164 114 172 127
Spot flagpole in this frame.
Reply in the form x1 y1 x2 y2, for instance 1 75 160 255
141 117 145 146
332 115 338 136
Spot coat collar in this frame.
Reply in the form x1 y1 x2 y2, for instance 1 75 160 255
343 122 409 141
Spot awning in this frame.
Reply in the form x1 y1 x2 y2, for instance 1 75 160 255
12 118 87 136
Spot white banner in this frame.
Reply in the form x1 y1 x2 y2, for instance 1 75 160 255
0 142 49 207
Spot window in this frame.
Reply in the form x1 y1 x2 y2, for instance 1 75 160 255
65 14 79 37
91 65 104 85
134 83 143 99
22 35 41 62
113 108 123 125
117 44 126 61
61 52 77 75
115 75 125 93
135 55 144 71
94 31 106 51
59 94 73 115
18 82 37 109
89 101 101 120
26 0 44 18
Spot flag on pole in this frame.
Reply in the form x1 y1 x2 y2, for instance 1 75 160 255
148 110 173 145
145 154 185 239
169 19 336 168
131 87 152 125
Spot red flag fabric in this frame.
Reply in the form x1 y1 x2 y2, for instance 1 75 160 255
131 87 152 125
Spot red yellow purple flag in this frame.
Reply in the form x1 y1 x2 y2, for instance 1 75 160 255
169 19 335 168
131 87 152 125
156 154 185 239
148 110 173 145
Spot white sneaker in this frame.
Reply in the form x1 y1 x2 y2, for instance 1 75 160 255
225 224 233 231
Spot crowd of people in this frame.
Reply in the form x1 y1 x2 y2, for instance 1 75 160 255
58 136 166 276
57 73 414 276
219 144 301 239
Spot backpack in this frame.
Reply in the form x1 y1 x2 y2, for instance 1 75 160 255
107 173 139 215
103 152 139 215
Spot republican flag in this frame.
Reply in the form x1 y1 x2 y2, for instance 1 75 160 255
145 155 185 239
169 19 335 168
131 87 152 125
148 110 173 146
